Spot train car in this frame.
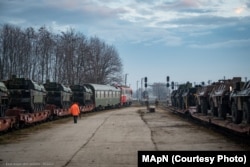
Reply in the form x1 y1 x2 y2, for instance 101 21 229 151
1 76 49 130
4 75 46 113
43 81 72 117
85 83 121 110
0 81 8 117
118 85 133 106
70 84 94 113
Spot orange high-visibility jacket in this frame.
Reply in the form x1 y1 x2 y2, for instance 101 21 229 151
69 103 80 116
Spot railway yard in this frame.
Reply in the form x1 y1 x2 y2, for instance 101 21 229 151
0 105 249 167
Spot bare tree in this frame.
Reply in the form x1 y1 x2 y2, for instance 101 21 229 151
85 37 123 84
36 26 54 83
0 24 123 85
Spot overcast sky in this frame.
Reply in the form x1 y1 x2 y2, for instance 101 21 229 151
1 0 250 90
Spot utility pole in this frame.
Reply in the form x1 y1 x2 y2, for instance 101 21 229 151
125 73 128 86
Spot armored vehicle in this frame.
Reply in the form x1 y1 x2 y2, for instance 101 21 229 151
171 90 178 107
4 75 46 113
209 77 241 119
70 84 93 106
43 81 72 109
173 83 188 109
182 83 199 110
196 83 219 115
230 80 250 124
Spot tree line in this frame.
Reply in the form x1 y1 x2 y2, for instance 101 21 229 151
0 24 123 85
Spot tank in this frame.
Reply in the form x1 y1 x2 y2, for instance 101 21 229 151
70 84 93 106
209 77 241 119
43 81 72 109
230 80 250 124
0 81 9 117
4 75 46 113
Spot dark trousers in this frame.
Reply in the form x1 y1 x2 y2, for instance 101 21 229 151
73 116 78 123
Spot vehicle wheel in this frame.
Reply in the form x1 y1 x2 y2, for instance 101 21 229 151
196 104 201 113
210 102 218 117
201 99 208 115
232 101 242 124
243 102 250 124
182 101 186 109
218 103 227 119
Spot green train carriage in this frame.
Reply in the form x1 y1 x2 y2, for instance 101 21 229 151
85 83 121 110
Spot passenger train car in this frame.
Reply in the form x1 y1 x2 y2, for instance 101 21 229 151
85 83 121 110
0 76 133 133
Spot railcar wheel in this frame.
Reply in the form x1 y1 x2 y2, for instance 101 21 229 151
195 98 201 113
232 101 242 124
243 102 250 124
218 103 226 119
201 99 208 115
196 104 201 113
182 101 186 110
210 102 218 117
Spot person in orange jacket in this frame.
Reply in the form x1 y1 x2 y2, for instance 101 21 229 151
69 102 80 124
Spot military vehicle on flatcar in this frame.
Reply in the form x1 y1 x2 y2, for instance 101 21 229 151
70 84 93 106
230 80 250 124
0 81 9 117
171 90 178 107
209 77 241 119
85 83 121 110
4 75 46 113
43 80 72 109
181 83 199 110
196 83 219 115
174 83 189 109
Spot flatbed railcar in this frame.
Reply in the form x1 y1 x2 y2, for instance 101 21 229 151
43 81 72 117
168 78 250 136
2 76 50 130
